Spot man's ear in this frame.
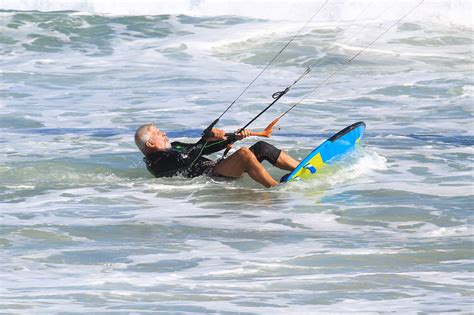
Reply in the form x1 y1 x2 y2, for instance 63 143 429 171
145 140 154 148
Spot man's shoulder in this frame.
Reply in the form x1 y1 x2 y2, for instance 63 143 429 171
171 141 187 147
171 141 199 151
144 150 172 162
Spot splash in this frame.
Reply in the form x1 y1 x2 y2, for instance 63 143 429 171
280 148 387 192
1 0 472 26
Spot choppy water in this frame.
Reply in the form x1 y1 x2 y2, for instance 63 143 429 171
1 1 473 313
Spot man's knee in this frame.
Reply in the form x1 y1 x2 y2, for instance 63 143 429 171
237 147 257 163
250 141 269 152
249 141 281 165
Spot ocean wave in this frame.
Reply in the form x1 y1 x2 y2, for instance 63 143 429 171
1 2 472 312
1 0 472 26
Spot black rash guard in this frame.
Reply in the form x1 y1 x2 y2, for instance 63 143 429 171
144 137 231 178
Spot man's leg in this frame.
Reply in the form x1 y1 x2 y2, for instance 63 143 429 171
249 141 299 171
213 148 278 188
274 151 299 171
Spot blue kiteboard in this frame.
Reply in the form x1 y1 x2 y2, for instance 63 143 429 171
281 122 366 183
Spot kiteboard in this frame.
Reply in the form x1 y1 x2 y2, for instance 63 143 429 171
280 121 366 183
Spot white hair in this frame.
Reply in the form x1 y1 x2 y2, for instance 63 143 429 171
134 123 153 155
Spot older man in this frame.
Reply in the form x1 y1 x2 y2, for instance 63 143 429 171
134 123 298 187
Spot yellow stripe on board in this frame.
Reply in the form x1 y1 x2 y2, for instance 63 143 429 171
294 152 327 180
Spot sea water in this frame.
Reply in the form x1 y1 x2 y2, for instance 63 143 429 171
0 0 473 313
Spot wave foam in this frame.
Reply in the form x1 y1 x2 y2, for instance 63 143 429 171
282 148 387 192
1 0 472 26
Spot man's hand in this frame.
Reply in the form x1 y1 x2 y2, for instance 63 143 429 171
205 128 227 141
236 129 251 140
205 128 252 141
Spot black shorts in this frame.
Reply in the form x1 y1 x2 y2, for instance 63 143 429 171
249 141 281 165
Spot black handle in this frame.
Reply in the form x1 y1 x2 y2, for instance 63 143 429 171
202 118 219 138
225 133 237 142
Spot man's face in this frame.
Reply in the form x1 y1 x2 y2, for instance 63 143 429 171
148 125 171 150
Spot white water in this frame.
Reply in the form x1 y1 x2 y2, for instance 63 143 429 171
3 0 473 26
1 0 473 313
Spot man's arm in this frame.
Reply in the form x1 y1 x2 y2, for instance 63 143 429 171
196 129 231 155
198 128 251 155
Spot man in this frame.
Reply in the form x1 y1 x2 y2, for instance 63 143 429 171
134 123 299 187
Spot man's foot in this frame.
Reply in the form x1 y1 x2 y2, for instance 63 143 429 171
280 173 291 183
